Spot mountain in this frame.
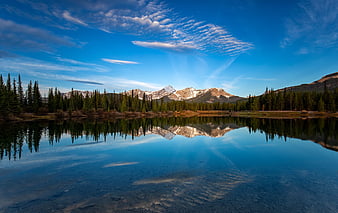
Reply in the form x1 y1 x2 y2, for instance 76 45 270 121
125 85 175 99
126 86 244 103
277 72 338 93
63 85 243 103
185 88 244 103
149 85 176 99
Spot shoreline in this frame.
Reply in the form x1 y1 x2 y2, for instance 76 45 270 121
229 110 338 119
0 110 337 122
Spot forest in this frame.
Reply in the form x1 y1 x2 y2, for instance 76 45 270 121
0 74 337 116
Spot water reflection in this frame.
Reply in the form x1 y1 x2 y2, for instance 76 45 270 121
1 117 337 160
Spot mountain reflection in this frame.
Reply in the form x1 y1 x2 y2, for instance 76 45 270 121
1 117 337 160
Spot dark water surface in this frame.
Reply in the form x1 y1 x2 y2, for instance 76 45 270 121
0 117 337 212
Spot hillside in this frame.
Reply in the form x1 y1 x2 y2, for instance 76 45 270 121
277 72 338 93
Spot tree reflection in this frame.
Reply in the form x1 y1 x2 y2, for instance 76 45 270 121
1 117 337 160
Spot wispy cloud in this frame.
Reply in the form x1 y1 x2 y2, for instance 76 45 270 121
66 79 104 85
241 77 276 81
0 57 106 73
107 78 162 90
10 0 253 56
56 57 99 66
62 11 88 26
0 57 162 91
221 76 242 93
132 41 198 52
204 57 238 88
102 58 139 65
0 50 16 58
0 18 74 51
221 76 275 93
221 82 238 92
281 0 338 52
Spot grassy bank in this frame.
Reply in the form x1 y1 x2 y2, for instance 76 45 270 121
230 110 338 119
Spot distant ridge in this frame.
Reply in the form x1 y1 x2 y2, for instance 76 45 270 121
277 72 338 93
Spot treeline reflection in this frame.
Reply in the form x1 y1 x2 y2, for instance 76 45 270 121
1 117 337 160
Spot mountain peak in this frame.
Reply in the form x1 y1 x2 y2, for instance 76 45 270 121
163 85 176 93
207 88 233 98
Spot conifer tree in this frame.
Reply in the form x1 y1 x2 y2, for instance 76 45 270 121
11 78 19 113
0 75 5 115
6 73 11 92
18 74 24 109
27 81 33 110
32 81 42 113
120 94 127 112
317 97 325 112
48 88 55 112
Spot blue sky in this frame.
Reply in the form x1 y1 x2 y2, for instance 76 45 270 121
0 0 337 97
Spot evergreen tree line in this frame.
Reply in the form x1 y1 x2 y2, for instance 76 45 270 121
45 86 338 113
243 88 338 112
0 74 42 115
1 74 337 115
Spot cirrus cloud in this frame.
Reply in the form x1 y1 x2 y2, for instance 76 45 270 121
132 41 198 52
6 0 253 56
281 0 338 53
62 11 88 26
102 58 139 65
0 18 74 51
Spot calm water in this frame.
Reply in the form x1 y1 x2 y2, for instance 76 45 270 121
0 117 337 213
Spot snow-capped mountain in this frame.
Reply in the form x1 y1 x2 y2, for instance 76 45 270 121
63 86 243 103
149 85 176 99
126 86 243 103
125 85 175 99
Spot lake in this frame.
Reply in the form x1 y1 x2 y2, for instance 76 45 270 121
0 117 337 213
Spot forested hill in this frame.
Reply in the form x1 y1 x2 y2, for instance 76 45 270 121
276 72 338 93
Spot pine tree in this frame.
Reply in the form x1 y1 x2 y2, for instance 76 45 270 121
83 92 92 112
18 74 24 109
0 75 3 90
48 88 55 112
120 94 127 112
11 78 19 113
27 81 33 110
317 97 325 112
142 93 147 112
32 81 42 113
0 75 5 115
69 88 75 112
6 73 11 92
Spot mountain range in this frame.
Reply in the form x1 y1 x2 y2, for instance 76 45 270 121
126 86 243 103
